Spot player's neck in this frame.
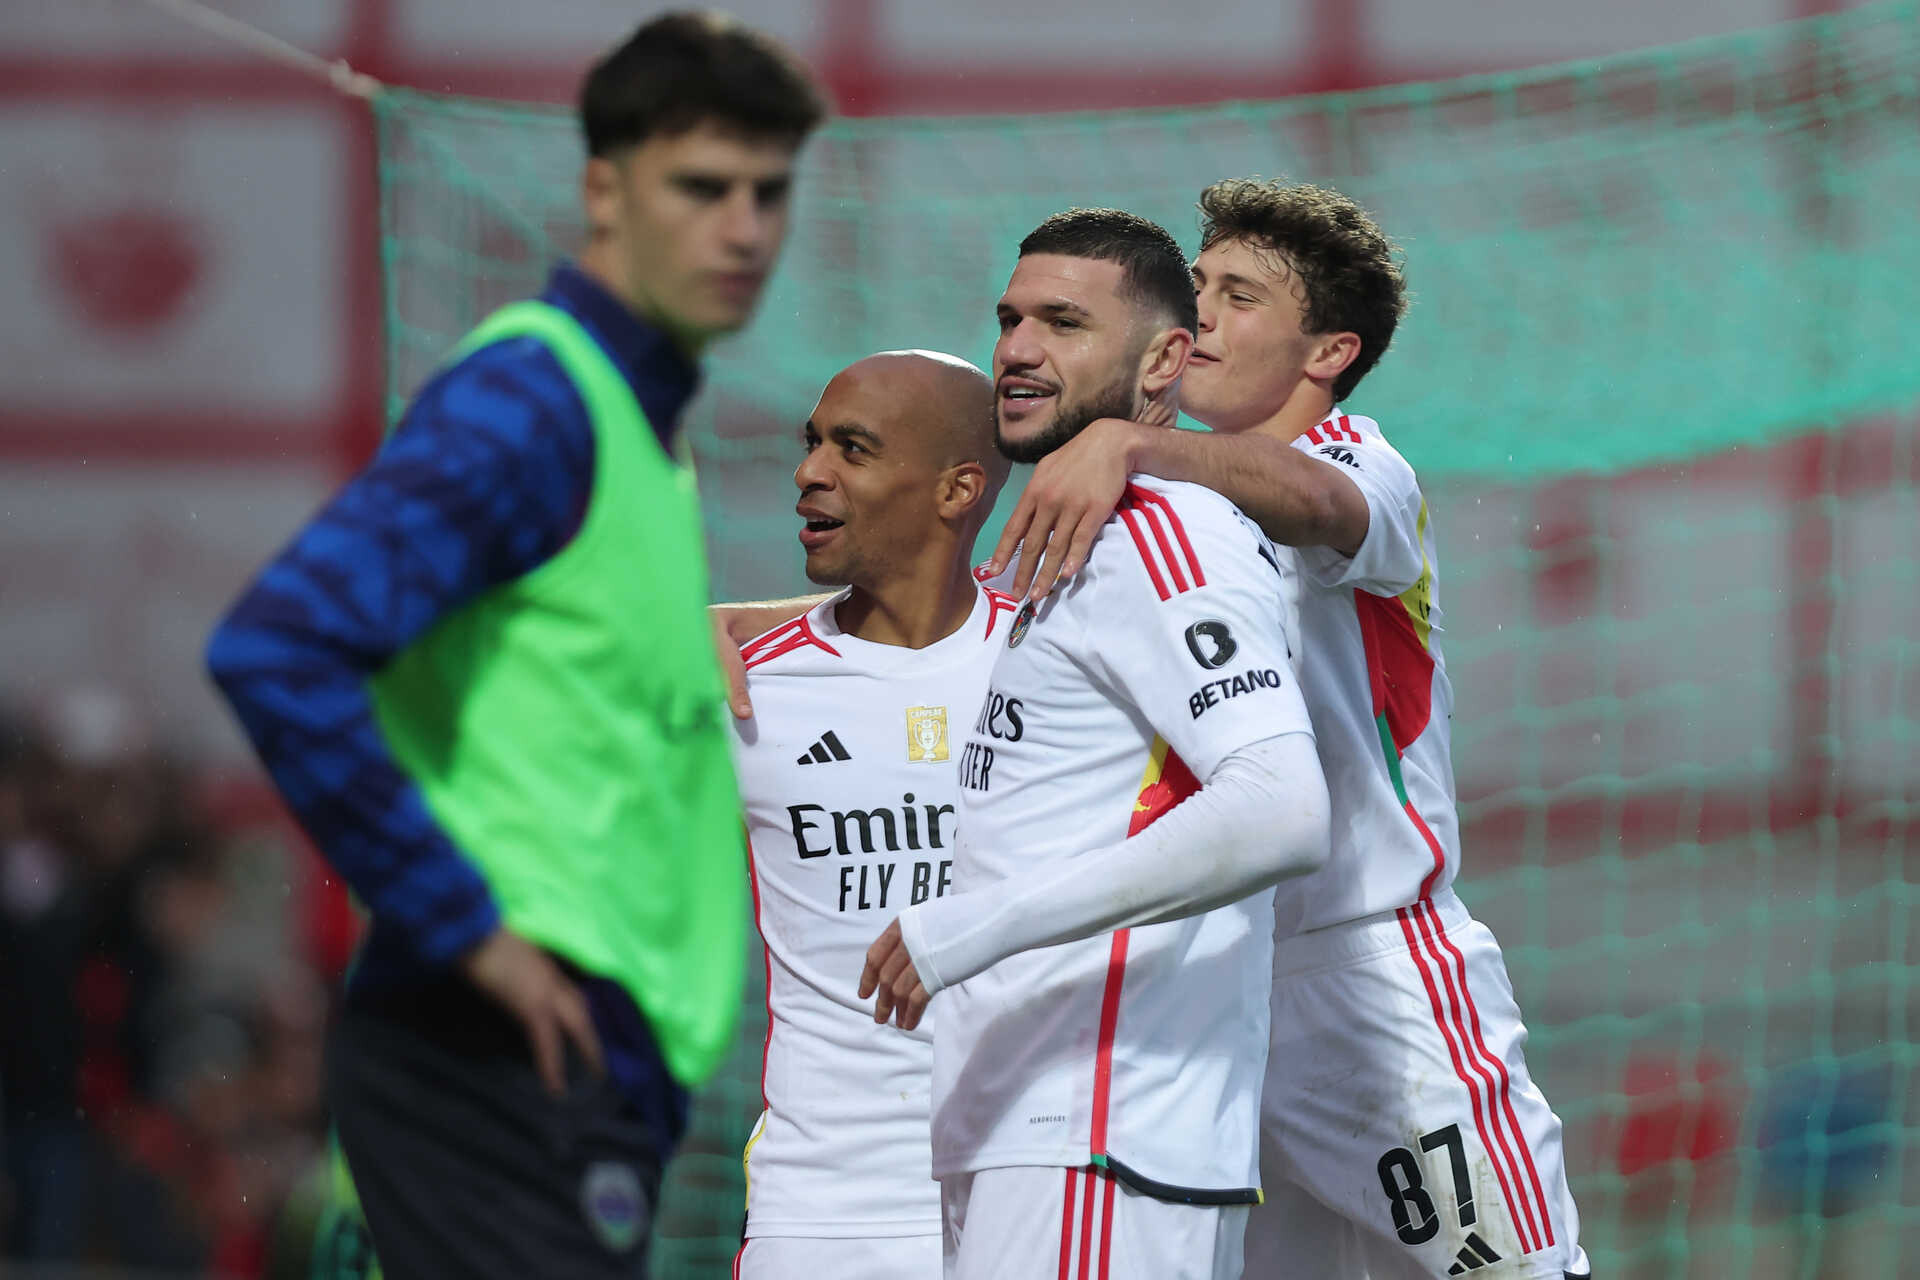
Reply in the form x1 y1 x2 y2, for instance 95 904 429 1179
1135 388 1179 430
577 243 705 358
1242 378 1336 444
835 559 978 650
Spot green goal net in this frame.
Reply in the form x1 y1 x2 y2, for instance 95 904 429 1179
373 3 1920 1274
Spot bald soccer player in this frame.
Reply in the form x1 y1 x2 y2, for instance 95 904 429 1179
728 352 1015 1280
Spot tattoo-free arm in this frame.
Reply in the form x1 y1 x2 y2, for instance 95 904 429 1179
1125 424 1369 556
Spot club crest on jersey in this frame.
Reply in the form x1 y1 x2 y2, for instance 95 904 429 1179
906 706 950 763
1008 601 1035 648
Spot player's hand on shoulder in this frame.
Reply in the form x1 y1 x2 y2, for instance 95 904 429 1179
460 926 606 1095
859 917 931 1032
989 417 1143 603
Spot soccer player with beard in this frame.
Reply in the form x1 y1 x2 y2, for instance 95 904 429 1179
983 181 1591 1279
859 210 1332 1280
729 350 1011 1280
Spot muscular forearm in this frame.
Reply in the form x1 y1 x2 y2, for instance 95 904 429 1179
897 732 1329 994
1129 426 1363 553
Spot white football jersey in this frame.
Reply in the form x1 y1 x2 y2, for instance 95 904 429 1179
1274 409 1460 937
933 476 1313 1200
733 584 1019 1238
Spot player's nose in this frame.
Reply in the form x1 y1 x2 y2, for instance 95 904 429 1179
995 318 1044 371
1194 291 1219 332
794 448 833 492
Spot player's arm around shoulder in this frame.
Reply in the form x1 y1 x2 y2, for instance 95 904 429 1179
1126 423 1372 559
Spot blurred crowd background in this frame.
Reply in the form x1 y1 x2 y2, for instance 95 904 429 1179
0 0 1895 1275
0 687 354 1274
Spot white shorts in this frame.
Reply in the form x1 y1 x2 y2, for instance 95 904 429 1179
942 1165 1248 1280
1245 891 1591 1279
735 1232 941 1280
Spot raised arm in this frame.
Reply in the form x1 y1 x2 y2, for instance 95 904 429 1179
988 417 1368 599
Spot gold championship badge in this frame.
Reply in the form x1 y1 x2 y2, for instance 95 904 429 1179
906 706 949 763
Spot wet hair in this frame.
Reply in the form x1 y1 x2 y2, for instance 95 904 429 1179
1018 208 1199 333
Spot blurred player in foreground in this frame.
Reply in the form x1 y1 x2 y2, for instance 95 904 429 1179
985 181 1591 1278
206 14 823 1277
860 209 1332 1280
730 351 1010 1279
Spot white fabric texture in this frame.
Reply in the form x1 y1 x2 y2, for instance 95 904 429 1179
899 730 1327 995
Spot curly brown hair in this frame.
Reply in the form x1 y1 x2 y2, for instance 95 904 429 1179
1198 179 1406 400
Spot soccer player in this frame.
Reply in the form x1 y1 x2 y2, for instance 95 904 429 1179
860 210 1334 1280
204 15 824 1278
984 180 1591 1279
731 350 1011 1279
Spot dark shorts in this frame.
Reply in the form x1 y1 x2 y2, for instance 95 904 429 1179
327 979 661 1280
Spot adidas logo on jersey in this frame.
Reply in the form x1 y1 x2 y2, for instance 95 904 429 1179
1445 1232 1504 1273
795 730 851 766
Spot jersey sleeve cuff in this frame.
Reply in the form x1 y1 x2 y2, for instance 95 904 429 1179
896 902 948 998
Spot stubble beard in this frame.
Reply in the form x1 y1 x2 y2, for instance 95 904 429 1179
803 554 855 588
995 367 1141 464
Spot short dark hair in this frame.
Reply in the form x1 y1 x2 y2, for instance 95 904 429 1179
1019 208 1199 334
1198 180 1407 400
580 11 827 157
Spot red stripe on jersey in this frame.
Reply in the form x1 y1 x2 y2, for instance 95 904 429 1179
1097 1170 1117 1279
731 1242 744 1280
1337 413 1360 443
1126 484 1206 587
1077 1165 1098 1280
1118 506 1171 600
1088 929 1130 1156
738 616 800 661
741 614 842 671
1057 1169 1078 1280
1136 497 1191 593
1415 903 1543 1253
1427 907 1556 1248
1305 424 1325 444
1398 906 1538 1254
1405 797 1449 903
984 588 1020 639
1118 484 1205 596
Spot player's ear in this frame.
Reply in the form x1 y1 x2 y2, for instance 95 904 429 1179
581 155 623 238
937 460 990 522
1306 331 1361 385
1138 325 1194 398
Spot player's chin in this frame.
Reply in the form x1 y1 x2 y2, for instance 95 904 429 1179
801 551 853 587
688 294 762 339
993 412 1063 466
1175 383 1233 432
